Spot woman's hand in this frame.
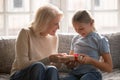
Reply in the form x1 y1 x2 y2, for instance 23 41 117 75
57 54 70 63
49 54 59 63
49 53 68 63
58 53 68 56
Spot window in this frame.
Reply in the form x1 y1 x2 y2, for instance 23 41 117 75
0 0 120 36
0 0 50 36
14 0 23 8
59 0 120 34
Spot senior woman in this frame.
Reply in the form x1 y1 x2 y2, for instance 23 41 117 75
10 4 63 80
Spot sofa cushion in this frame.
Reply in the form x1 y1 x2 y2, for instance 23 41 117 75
0 69 120 80
0 37 15 73
102 69 120 80
59 69 120 80
0 74 10 80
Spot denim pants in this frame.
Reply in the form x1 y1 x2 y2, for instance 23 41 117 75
10 62 59 80
60 72 102 80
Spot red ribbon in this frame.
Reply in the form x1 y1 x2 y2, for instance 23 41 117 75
74 54 79 61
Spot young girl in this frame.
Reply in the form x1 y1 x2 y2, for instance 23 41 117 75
60 10 113 80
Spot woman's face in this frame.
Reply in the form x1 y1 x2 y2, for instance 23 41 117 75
73 22 93 37
45 16 61 36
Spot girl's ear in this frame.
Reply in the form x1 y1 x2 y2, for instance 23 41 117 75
91 19 94 24
90 19 96 31
92 19 94 23
90 19 94 26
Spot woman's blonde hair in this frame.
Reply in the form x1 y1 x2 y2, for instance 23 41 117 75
30 4 63 35
72 10 95 31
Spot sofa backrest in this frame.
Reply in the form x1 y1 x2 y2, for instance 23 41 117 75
104 33 120 69
0 32 120 74
0 37 15 73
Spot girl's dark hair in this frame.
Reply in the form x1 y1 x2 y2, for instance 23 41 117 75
72 10 93 23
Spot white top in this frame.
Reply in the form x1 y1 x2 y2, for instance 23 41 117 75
11 28 58 74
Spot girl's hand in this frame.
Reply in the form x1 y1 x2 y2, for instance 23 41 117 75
78 54 93 64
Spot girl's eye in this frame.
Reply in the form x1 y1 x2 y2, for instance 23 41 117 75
79 28 84 30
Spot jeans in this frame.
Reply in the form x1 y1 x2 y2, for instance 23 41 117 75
10 62 59 80
60 72 102 80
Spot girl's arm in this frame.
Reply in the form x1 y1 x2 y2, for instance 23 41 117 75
92 53 113 72
80 53 113 72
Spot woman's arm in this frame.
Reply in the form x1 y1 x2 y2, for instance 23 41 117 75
16 29 36 69
49 53 68 63
69 50 74 55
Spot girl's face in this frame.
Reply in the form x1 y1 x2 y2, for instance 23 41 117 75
73 22 93 37
44 16 61 36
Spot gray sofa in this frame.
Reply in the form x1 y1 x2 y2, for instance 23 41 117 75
0 33 120 80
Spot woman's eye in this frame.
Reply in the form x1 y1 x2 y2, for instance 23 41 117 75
55 23 59 25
